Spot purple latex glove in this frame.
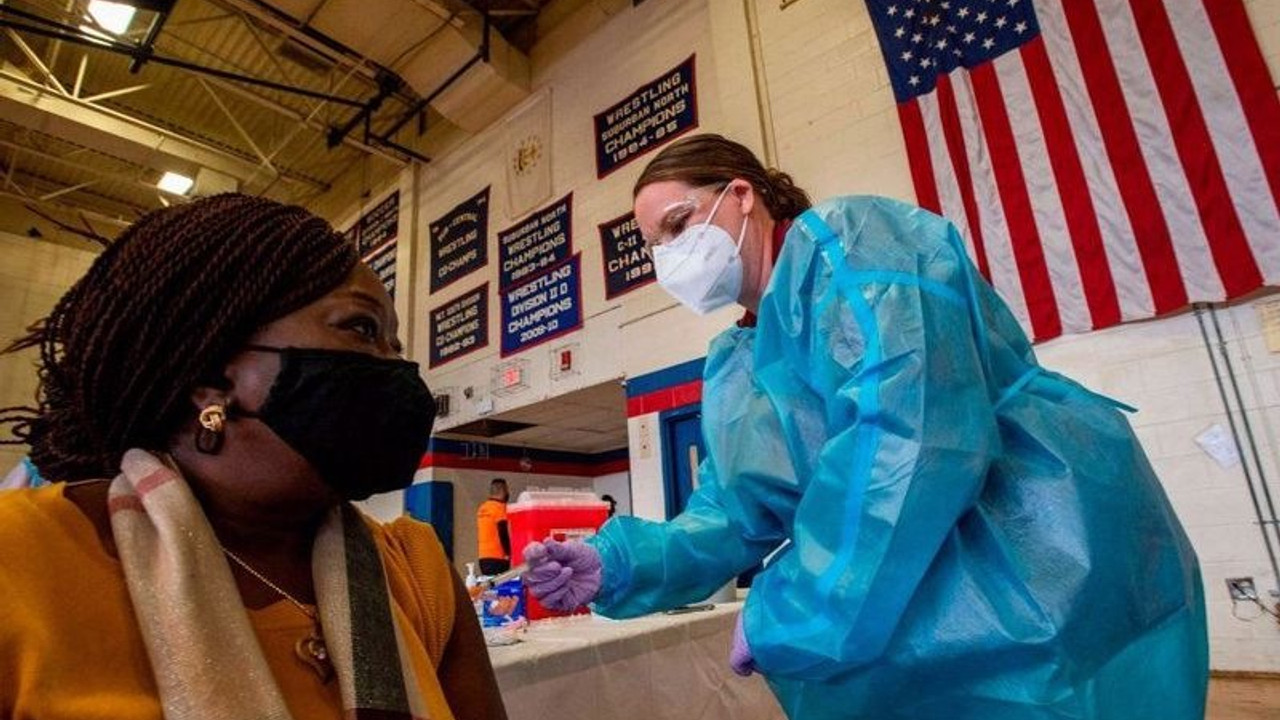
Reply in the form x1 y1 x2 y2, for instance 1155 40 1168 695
522 539 603 611
730 612 755 677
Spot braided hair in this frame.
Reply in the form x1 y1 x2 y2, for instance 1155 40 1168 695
633 134 812 221
0 193 358 482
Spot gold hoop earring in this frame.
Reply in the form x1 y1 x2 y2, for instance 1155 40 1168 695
196 404 226 454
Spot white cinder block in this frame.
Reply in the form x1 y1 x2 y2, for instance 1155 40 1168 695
1137 381 1229 424
0 232 96 463
1136 347 1216 392
1151 417 1239 462
1169 486 1264 529
1203 599 1280 641
357 490 406 523
1152 455 1218 494
1209 637 1280 673
627 412 666 522
1186 523 1278 565
1131 425 1165 459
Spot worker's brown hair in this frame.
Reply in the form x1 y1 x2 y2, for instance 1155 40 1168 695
634 134 812 221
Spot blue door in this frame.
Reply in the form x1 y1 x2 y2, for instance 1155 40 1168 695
661 403 762 588
404 481 454 560
660 405 704 520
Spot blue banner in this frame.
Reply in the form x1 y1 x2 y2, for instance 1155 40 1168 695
429 284 489 368
501 255 582 357
598 211 655 300
594 55 697 178
498 193 573 290
365 244 397 299
357 190 399 258
429 187 490 292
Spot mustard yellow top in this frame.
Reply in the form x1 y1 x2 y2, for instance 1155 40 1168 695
0 483 459 720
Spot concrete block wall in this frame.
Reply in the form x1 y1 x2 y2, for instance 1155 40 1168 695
413 0 744 425
593 470 632 516
627 411 666 521
0 232 96 475
1247 0 1279 72
1035 302 1280 671
754 0 914 203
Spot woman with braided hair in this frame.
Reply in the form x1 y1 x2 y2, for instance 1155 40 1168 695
0 193 507 720
521 134 1207 719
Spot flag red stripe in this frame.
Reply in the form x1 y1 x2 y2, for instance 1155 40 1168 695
970 63 1061 341
1059 1 1187 313
1202 0 1280 218
897 100 943 215
935 74 992 281
1128 0 1261 297
1020 37 1121 329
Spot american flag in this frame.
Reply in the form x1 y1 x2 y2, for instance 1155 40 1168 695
867 0 1280 341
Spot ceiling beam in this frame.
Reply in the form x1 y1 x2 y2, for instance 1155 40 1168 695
6 28 68 95
0 138 189 200
0 10 365 107
212 0 422 109
0 70 329 194
0 185 140 228
200 74 408 166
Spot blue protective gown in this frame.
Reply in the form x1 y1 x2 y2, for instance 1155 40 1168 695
589 197 1207 719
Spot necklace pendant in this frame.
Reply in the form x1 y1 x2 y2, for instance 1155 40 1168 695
295 628 334 684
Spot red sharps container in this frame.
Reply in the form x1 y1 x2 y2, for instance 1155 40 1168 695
508 489 610 620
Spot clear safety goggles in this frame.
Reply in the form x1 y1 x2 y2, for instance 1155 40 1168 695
640 184 729 251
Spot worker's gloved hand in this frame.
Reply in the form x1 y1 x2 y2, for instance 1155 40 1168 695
522 539 602 610
730 613 755 677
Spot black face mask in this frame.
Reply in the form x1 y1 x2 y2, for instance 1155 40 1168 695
236 345 436 501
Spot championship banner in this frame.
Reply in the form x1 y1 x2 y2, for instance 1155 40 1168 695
594 55 697 178
429 284 489 368
598 211 655 299
429 187 490 293
346 190 400 299
500 255 582 358
498 194 573 290
356 190 399 259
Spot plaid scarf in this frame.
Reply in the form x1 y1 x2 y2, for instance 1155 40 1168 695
107 450 429 720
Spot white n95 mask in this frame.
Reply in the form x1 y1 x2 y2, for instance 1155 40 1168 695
652 185 748 316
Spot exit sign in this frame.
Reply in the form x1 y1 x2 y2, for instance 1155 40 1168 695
501 365 524 388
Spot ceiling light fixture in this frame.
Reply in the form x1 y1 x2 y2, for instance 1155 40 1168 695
86 0 137 36
157 171 194 195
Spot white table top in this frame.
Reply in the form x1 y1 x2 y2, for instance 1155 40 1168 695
487 600 784 720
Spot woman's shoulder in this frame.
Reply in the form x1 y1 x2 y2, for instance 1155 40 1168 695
800 196 956 245
364 513 457 663
0 482 118 602
808 194 945 218
784 195 968 285
0 483 78 542
370 514 450 565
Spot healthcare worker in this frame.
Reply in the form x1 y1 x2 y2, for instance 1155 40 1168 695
523 134 1208 719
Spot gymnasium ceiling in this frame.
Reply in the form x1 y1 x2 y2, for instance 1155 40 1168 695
0 0 557 247
0 0 635 455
